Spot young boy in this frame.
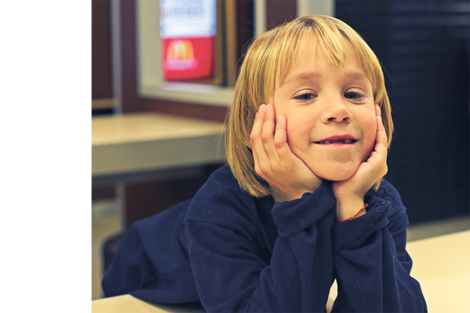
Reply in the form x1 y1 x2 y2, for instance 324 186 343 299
103 15 427 312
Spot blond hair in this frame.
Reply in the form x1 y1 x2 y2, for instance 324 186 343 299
225 15 393 198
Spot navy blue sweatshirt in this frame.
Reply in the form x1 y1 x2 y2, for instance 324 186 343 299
102 165 427 312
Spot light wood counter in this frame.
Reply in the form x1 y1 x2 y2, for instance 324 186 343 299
92 113 225 182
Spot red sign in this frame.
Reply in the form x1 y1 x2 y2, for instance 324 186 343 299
162 36 214 81
160 0 216 82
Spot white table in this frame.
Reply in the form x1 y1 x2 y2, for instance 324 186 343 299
93 230 470 313
406 230 470 312
92 294 202 313
92 113 225 186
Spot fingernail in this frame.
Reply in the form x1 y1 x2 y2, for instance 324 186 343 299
278 115 284 122
259 105 265 112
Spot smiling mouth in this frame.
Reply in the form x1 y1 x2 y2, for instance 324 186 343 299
314 139 358 144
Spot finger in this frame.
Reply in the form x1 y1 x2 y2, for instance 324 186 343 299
374 105 388 154
250 105 265 145
366 150 388 177
250 104 271 176
273 115 293 163
375 104 386 140
260 104 279 163
250 108 262 153
251 135 263 179
250 109 263 176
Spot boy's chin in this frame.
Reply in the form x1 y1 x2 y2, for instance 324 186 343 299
315 169 356 182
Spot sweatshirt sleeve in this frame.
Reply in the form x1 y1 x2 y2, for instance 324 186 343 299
186 181 337 313
331 181 427 313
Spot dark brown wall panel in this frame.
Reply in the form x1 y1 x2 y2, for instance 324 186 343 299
120 0 142 113
92 186 116 201
266 0 297 30
92 0 113 99
236 0 255 63
142 98 227 122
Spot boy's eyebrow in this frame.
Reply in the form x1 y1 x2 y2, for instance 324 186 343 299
281 72 322 87
280 71 370 87
345 72 371 83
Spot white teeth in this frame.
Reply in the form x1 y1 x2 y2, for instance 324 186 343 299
318 139 354 144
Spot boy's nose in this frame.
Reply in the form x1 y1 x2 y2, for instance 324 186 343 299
321 100 353 123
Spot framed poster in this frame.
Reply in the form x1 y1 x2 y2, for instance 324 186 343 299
160 0 216 81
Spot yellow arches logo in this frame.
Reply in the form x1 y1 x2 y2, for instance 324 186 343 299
165 39 198 70
168 39 194 60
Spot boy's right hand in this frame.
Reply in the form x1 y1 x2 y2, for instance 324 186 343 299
250 104 322 202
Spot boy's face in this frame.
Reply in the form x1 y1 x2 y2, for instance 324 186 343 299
271 38 377 181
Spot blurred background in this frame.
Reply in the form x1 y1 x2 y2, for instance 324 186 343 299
92 0 469 300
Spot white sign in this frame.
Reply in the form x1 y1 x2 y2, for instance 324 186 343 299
160 0 216 38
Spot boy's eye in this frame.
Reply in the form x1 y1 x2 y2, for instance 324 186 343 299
294 93 317 101
344 92 364 100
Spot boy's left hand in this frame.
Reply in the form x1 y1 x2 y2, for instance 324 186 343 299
332 104 388 221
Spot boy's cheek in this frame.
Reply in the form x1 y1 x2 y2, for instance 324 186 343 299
286 119 316 138
363 113 378 146
361 126 377 160
362 143 375 162
285 128 306 152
